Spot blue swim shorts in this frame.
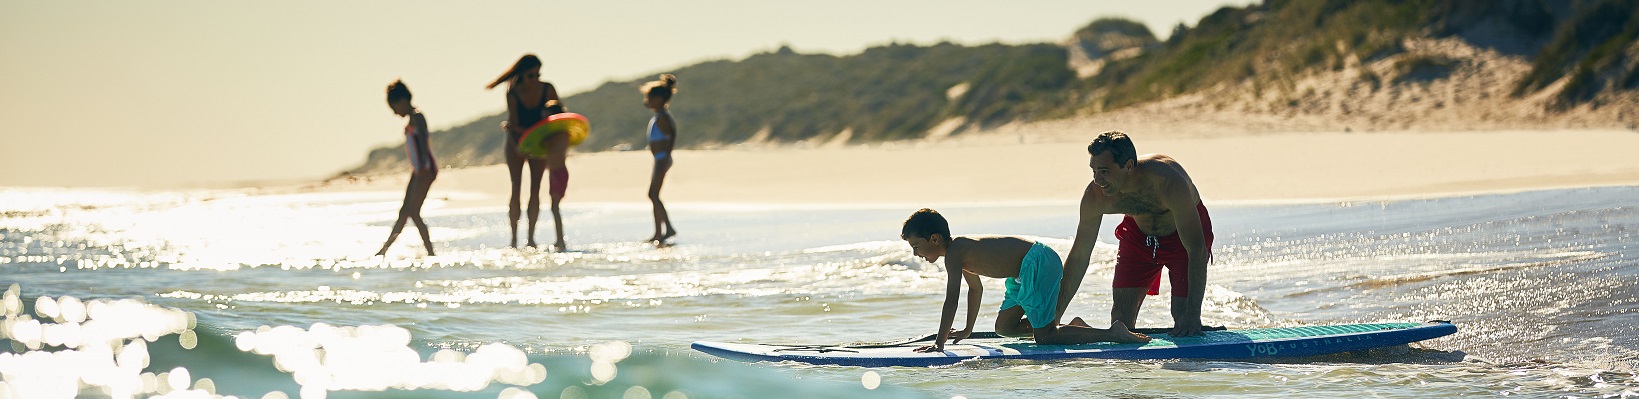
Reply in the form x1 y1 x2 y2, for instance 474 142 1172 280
1000 242 1064 329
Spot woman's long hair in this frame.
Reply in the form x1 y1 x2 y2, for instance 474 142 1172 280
486 54 543 90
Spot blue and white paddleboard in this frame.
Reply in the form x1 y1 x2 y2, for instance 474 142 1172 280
692 322 1457 367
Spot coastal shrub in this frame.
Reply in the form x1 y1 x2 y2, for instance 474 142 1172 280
1393 54 1462 84
1514 0 1639 104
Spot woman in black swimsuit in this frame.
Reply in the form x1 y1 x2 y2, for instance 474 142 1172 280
487 54 569 251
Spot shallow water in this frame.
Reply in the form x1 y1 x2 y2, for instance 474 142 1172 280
0 186 1635 398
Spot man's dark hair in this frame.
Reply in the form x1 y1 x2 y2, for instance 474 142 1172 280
901 208 950 240
1088 130 1137 166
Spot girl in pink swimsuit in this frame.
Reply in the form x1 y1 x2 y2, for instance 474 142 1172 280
375 80 437 256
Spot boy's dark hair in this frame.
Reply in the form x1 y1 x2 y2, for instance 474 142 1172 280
901 208 951 240
1088 130 1136 166
386 79 412 103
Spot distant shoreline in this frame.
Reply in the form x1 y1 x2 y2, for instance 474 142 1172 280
261 128 1639 209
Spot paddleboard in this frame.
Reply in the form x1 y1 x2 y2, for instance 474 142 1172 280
692 321 1457 367
517 112 588 157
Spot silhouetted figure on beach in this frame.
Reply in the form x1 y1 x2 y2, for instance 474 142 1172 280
488 54 569 251
640 74 679 245
376 80 437 256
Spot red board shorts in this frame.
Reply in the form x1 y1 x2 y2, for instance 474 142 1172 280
1113 202 1213 297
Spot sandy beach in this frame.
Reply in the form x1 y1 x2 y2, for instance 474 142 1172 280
310 129 1639 207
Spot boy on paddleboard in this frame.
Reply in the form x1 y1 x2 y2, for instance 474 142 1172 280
901 209 1150 352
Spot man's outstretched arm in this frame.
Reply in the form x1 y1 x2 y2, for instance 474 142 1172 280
1056 184 1106 325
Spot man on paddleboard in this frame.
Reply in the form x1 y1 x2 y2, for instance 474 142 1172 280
1062 131 1216 337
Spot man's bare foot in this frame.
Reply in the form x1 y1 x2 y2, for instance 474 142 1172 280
660 229 677 240
553 241 566 252
526 240 537 249
1109 320 1151 344
374 249 387 257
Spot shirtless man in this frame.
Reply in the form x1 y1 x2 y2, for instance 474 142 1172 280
1058 131 1216 337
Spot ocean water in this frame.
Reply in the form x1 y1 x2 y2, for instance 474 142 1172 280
0 186 1635 398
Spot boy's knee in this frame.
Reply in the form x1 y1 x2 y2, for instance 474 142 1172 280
995 319 1030 337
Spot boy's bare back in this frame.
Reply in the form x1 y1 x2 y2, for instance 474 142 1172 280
946 235 1037 279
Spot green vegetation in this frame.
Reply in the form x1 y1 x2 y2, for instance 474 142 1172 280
1512 0 1639 108
582 42 1074 148
1393 54 1462 83
1071 18 1158 59
348 0 1639 175
1085 0 1436 109
348 42 1073 174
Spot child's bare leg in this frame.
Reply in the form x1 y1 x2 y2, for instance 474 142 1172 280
549 195 566 251
1035 320 1151 345
648 158 676 241
378 176 425 256
994 307 1034 338
376 216 407 256
547 135 569 252
412 216 434 256
525 159 546 248
648 186 672 242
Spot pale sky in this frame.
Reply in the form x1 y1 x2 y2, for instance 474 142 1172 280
0 1 1253 188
